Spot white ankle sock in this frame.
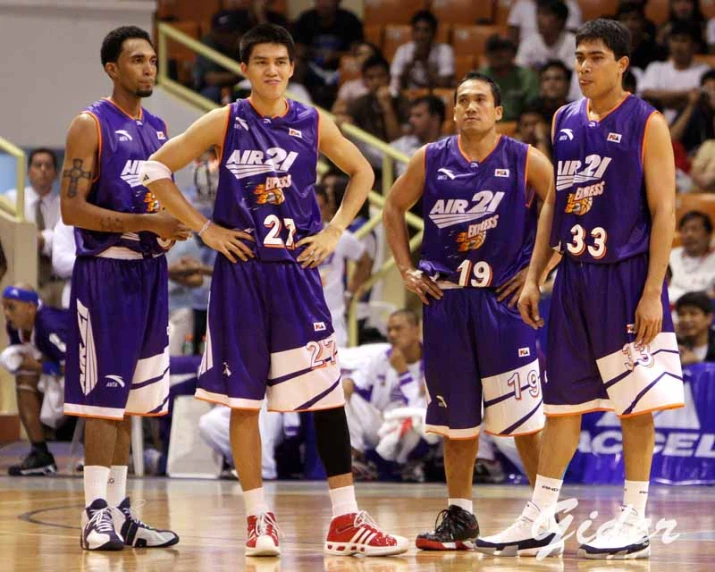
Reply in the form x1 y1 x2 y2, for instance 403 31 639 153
329 485 358 518
107 465 128 507
84 466 110 507
623 480 649 518
243 487 270 517
448 498 473 514
531 475 563 515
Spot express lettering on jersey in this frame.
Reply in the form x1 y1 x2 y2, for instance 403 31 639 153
557 155 612 216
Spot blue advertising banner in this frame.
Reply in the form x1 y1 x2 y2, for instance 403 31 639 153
566 363 715 485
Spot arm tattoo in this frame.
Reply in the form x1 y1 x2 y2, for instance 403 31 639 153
99 216 125 233
62 159 92 198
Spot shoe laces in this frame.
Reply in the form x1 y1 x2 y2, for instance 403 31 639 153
432 507 471 536
597 507 645 541
354 511 381 534
254 512 283 539
88 507 115 534
121 499 149 528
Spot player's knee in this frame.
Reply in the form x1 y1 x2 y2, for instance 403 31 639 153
620 411 654 430
313 407 352 478
15 374 39 393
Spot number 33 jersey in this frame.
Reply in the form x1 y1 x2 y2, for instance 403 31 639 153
550 95 657 264
215 98 322 262
419 135 537 288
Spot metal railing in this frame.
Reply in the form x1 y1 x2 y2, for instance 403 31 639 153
156 23 424 345
0 137 26 221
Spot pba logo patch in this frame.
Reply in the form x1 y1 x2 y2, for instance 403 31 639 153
156 131 166 140
313 322 326 332
494 169 510 177
518 347 531 357
289 128 302 138
607 132 622 143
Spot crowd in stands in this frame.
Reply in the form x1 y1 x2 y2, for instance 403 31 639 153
6 0 715 483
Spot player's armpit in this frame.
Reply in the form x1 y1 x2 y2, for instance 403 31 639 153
525 145 554 205
149 106 230 172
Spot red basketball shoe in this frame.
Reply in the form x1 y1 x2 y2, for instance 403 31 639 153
324 511 409 556
246 512 281 557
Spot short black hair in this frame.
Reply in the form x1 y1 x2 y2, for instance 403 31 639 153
616 2 645 19
455 71 502 107
675 291 714 315
101 26 153 67
390 309 420 327
669 0 705 24
702 69 715 85
540 59 572 82
669 20 702 43
680 210 714 233
485 34 517 54
411 95 447 124
410 10 439 32
623 69 638 92
362 55 390 76
28 148 58 171
575 18 631 61
239 23 295 63
314 183 328 202
537 0 569 24
518 104 547 123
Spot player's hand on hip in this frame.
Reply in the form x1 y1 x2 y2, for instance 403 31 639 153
150 210 192 240
496 267 528 307
634 291 663 348
296 224 341 268
201 223 255 263
401 267 442 305
517 279 544 329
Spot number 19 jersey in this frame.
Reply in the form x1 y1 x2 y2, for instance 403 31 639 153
550 95 656 263
419 135 537 288
215 98 322 262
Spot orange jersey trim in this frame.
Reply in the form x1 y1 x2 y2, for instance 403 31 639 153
217 105 232 164
81 111 102 183
641 111 658 166
103 97 143 121
524 144 536 207
586 92 631 124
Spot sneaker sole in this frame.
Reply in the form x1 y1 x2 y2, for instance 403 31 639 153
80 537 125 551
246 535 281 557
578 545 650 560
415 538 476 551
8 464 57 477
324 540 409 556
475 539 565 558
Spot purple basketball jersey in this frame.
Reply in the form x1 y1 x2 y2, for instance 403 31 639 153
75 99 170 257
419 135 536 287
215 99 322 263
550 95 656 263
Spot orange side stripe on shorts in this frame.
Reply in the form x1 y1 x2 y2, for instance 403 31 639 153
618 402 685 419
544 407 612 417
484 426 543 437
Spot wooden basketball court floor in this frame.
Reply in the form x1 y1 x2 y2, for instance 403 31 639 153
0 478 712 571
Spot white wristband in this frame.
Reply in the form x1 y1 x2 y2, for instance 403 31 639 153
198 219 212 237
138 160 172 186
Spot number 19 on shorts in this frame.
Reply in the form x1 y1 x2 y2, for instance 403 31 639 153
457 260 493 287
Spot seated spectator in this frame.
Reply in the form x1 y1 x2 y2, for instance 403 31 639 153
389 10 455 93
194 11 242 103
345 56 410 173
690 137 715 191
199 402 300 480
507 0 582 45
50 218 75 309
669 211 715 302
343 310 432 481
480 35 539 122
315 186 372 347
515 0 576 72
639 21 709 124
4 148 64 308
293 0 363 109
617 2 668 76
514 105 551 158
391 95 446 177
675 291 715 365
1 284 68 476
222 0 289 37
530 59 572 125
332 41 382 117
670 70 715 155
166 237 205 356
656 0 707 53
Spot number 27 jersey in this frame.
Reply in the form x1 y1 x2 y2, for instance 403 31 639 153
550 95 656 263
215 98 322 262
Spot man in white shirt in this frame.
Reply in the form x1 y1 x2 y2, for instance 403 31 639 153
508 0 582 44
390 10 455 93
639 21 709 124
315 186 373 347
392 95 445 177
343 309 429 479
515 0 576 72
4 148 63 306
669 210 715 302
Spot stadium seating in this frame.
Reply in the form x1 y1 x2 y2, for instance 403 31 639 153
363 0 429 26
429 0 494 24
451 25 508 57
644 0 670 26
167 20 201 86
578 0 619 21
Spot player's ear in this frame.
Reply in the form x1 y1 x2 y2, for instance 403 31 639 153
618 56 630 75
495 105 504 122
288 60 295 80
104 62 118 81
240 62 248 76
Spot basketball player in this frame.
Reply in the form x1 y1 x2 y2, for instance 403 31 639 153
60 26 186 550
476 19 684 559
383 71 553 550
138 24 408 557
